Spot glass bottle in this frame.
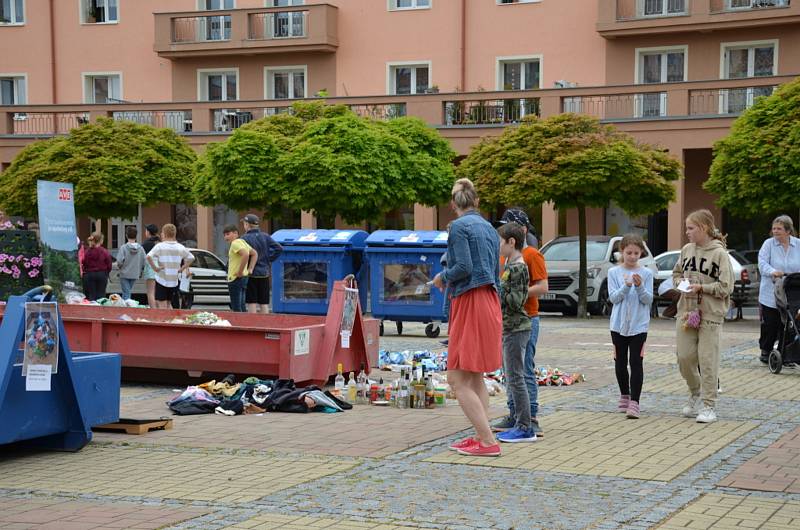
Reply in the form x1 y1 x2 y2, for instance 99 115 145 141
347 371 357 404
334 363 345 398
357 363 368 405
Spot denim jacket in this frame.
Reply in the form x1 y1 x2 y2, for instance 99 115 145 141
441 210 500 298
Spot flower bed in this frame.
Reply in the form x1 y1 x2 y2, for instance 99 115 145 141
0 228 44 300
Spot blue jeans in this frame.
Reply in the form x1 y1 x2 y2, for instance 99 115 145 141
507 316 539 419
228 277 249 312
120 278 136 300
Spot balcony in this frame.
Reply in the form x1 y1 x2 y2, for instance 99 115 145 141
154 4 338 58
598 0 798 37
0 76 795 143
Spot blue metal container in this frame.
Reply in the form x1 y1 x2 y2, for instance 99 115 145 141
0 292 120 451
365 230 448 337
270 229 369 315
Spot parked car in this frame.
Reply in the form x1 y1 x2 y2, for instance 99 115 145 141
653 249 759 307
538 236 658 316
106 248 230 307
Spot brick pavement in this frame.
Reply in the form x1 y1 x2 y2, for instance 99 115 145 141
2 316 800 529
719 426 800 493
656 493 800 529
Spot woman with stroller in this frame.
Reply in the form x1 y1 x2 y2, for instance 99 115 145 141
757 215 800 363
672 209 734 424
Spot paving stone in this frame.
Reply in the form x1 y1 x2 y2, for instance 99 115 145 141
656 493 800 529
647 367 800 401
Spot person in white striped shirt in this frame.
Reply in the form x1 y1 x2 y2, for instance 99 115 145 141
146 223 194 309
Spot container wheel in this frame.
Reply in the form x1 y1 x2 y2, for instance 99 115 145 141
425 323 441 338
379 321 385 336
396 321 403 335
768 349 783 374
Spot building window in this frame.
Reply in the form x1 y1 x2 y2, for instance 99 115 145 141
720 40 777 113
200 0 234 9
0 0 24 24
83 73 121 103
498 57 540 90
198 0 234 41
266 66 306 99
389 0 430 10
726 0 789 10
82 0 118 24
0 76 26 104
498 0 540 4
269 0 305 38
638 0 686 17
388 63 430 95
198 69 238 101
635 47 686 117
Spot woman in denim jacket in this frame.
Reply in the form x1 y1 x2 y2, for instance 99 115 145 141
433 178 503 457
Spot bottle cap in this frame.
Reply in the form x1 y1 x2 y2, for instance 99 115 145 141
337 363 343 372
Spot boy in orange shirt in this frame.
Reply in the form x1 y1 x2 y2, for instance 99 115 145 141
493 208 549 437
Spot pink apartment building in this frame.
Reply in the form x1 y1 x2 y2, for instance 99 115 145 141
1 0 799 256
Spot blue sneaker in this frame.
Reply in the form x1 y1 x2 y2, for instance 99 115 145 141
497 428 537 443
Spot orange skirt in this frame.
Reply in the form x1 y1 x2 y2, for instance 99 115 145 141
448 285 502 373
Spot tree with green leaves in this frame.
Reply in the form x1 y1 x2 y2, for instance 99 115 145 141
705 78 800 216
0 118 197 219
458 113 681 317
194 101 456 225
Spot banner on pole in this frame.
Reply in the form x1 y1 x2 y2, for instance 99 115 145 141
36 180 83 301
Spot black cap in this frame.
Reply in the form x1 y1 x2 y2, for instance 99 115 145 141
494 208 531 230
241 214 260 225
145 224 159 235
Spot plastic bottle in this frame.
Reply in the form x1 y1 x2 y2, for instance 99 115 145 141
383 378 392 403
425 374 436 409
347 372 357 404
334 363 345 398
370 379 381 404
398 369 409 409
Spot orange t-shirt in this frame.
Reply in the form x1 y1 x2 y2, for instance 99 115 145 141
501 246 548 317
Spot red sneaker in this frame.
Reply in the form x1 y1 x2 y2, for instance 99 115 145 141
457 442 501 457
448 437 478 451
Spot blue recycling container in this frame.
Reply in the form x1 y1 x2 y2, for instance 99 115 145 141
365 230 448 338
270 229 369 315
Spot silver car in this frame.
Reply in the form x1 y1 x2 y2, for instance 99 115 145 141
653 249 759 307
106 248 230 307
539 236 658 316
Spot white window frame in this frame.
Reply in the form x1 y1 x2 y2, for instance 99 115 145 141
0 73 27 105
632 45 687 118
81 71 123 103
636 0 687 17
0 0 25 25
388 0 431 11
197 67 240 101
264 65 307 100
80 0 119 24
495 54 543 91
497 0 541 4
386 61 432 95
264 0 306 39
719 39 778 114
197 0 235 9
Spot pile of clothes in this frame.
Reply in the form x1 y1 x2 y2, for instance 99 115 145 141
167 374 353 416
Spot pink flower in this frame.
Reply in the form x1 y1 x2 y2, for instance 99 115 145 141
0 254 7 262
11 272 19 279
28 270 38 278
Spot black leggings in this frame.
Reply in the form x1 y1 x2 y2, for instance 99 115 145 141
611 331 647 403
83 271 108 301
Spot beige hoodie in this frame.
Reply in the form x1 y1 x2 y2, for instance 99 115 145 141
671 239 735 324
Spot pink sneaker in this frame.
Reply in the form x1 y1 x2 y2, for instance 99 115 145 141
626 400 640 419
448 437 478 451
457 442 501 457
618 395 630 413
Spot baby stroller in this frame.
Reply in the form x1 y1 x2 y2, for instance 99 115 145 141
768 272 800 373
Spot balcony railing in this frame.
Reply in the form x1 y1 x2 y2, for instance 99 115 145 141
599 0 799 35
10 112 90 135
154 4 338 57
443 98 540 126
1 76 795 138
689 85 777 115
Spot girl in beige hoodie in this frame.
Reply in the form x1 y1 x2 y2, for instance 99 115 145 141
672 209 734 424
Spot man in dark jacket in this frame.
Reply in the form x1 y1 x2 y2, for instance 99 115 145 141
240 214 283 313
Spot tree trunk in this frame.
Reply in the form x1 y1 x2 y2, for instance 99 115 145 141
577 204 588 318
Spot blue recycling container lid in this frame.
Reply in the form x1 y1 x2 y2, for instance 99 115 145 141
365 230 448 247
272 229 368 248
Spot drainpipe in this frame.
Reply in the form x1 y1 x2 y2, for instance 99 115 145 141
459 0 466 91
49 0 57 104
